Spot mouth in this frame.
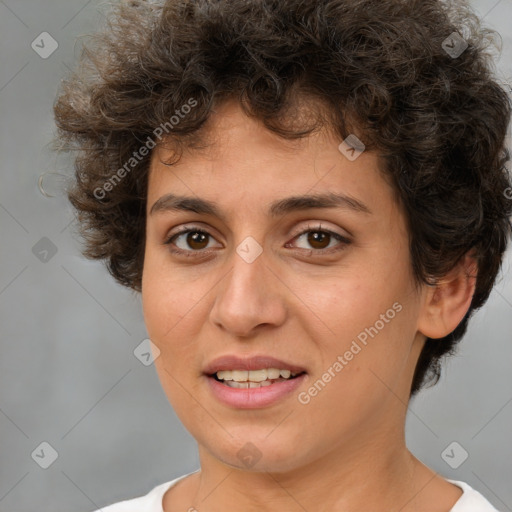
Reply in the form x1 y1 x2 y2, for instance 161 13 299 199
203 354 308 407
209 368 307 389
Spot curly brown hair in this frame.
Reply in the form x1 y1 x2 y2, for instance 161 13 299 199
54 0 512 395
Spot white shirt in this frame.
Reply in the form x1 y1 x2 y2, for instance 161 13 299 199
91 470 500 512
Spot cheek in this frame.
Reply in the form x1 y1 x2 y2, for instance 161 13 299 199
141 253 207 413
141 250 198 357
289 260 410 347
141 247 227 379
291 246 418 393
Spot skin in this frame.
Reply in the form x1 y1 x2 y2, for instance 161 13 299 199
141 99 476 512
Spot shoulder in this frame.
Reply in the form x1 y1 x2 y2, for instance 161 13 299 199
449 479 501 512
88 471 197 512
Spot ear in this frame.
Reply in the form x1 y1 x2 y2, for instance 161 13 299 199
417 252 478 340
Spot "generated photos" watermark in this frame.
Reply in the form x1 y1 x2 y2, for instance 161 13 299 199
298 301 403 405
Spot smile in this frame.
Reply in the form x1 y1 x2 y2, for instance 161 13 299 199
213 368 304 388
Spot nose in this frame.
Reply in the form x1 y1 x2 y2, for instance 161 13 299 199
209 241 287 338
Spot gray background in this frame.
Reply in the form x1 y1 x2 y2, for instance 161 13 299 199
0 1 511 511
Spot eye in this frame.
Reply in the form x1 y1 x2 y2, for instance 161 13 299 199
163 223 351 258
286 224 351 253
164 227 222 256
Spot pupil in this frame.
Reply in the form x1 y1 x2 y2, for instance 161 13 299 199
308 231 329 249
188 231 208 249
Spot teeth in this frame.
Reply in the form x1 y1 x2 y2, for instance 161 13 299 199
224 380 273 388
267 368 281 379
215 368 300 383
232 370 249 382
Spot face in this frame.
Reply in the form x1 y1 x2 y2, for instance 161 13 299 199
142 100 427 473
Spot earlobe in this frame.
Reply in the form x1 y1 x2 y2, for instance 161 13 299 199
417 252 478 340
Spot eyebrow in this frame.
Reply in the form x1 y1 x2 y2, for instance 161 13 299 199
149 192 372 219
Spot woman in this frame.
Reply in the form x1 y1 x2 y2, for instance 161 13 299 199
54 0 511 510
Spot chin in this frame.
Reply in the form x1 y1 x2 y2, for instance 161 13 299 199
202 429 307 473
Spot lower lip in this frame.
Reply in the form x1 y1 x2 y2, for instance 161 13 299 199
205 374 307 409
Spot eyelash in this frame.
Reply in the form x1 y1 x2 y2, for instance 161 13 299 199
163 224 351 258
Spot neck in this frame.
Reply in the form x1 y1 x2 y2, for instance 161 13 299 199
189 424 425 512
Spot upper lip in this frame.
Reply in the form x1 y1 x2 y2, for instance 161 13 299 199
203 355 307 375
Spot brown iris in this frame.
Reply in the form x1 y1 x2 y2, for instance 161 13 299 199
186 231 209 250
306 231 331 250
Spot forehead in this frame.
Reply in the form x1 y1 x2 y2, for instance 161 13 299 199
146 100 396 221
